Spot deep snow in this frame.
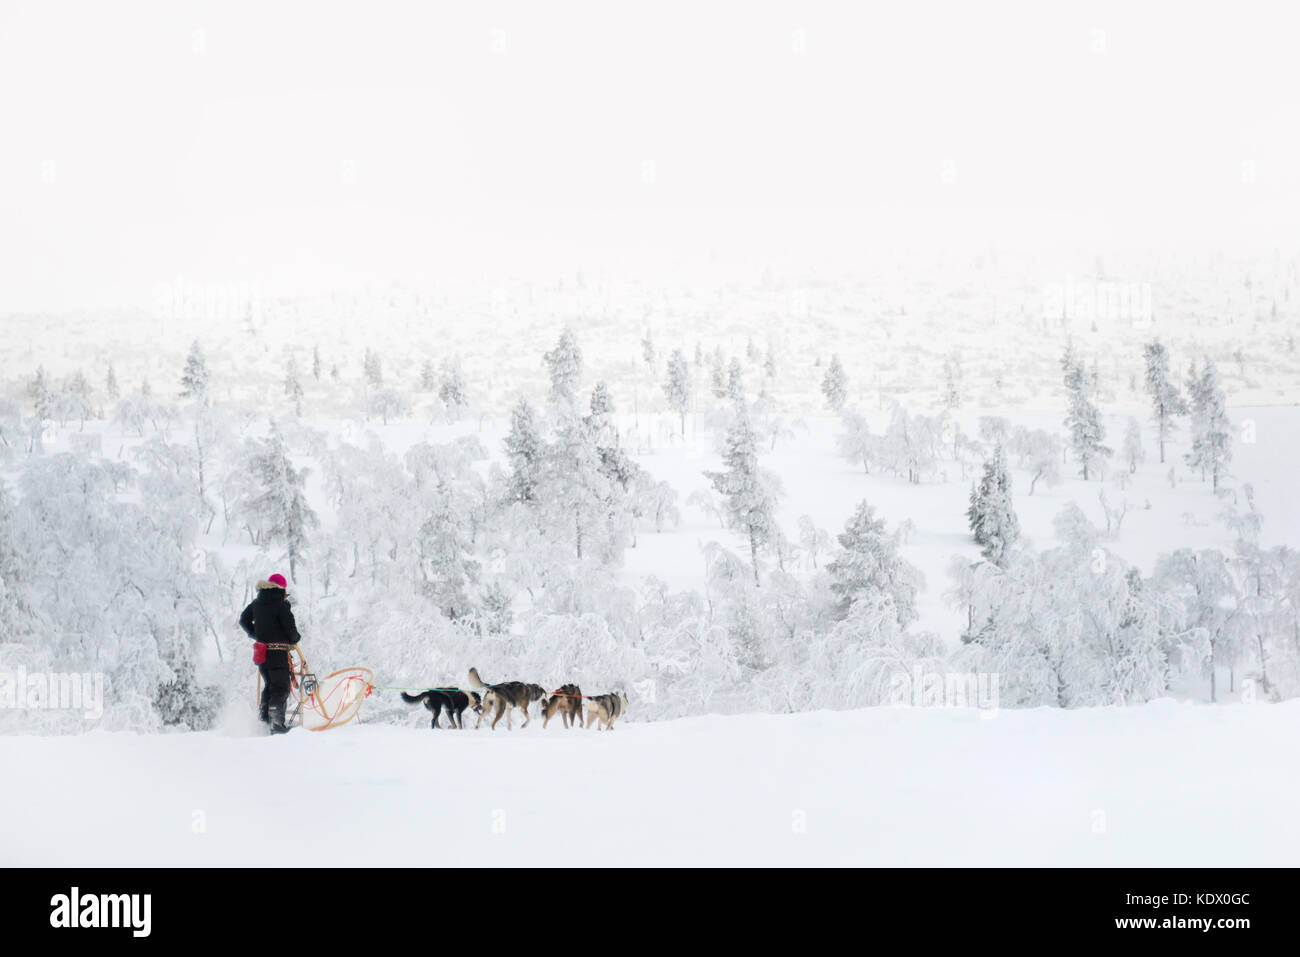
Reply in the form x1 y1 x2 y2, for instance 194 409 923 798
4 700 1297 867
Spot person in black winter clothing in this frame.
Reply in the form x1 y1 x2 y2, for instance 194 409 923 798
238 573 301 732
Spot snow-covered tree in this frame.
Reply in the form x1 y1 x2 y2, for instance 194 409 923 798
709 347 727 399
821 354 848 412
30 365 54 426
967 444 1020 566
544 327 584 408
826 501 924 627
64 370 92 429
503 397 544 507
955 504 1170 708
1221 487 1294 699
248 422 319 582
180 341 210 403
727 357 746 405
763 341 778 382
312 345 322 381
419 359 438 392
941 353 962 409
878 402 937 484
438 357 469 420
284 355 305 417
370 386 408 425
796 515 832 570
704 401 783 586
1184 359 1231 491
837 410 876 474
1063 354 1110 479
1154 547 1247 702
590 379 615 419
1122 417 1144 473
105 363 120 400
363 348 384 388
1007 426 1061 495
663 349 691 436
1142 339 1186 463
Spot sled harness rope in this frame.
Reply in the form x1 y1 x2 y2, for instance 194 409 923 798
254 647 374 731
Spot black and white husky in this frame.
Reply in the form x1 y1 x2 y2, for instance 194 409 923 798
400 688 482 729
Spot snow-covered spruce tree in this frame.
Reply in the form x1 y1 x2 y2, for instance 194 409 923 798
821 354 848 412
641 328 656 369
826 500 924 627
1184 358 1232 491
284 354 305 417
180 340 210 403
544 408 622 562
413 482 481 620
419 358 437 392
29 366 54 442
967 444 1020 566
590 379 615 419
312 345 322 381
544 327 584 409
709 347 727 399
763 341 778 382
704 396 783 586
727 357 746 404
105 362 120 400
663 348 691 437
363 347 383 388
503 397 544 507
942 353 962 409
1122 416 1144 473
1142 339 1187 464
438 356 468 420
1063 354 1110 479
65 370 91 429
248 421 319 582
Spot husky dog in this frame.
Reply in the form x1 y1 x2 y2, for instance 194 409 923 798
468 668 546 729
584 691 629 730
400 688 482 729
540 684 584 729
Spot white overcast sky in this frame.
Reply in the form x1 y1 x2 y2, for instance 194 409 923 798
1 1 1296 311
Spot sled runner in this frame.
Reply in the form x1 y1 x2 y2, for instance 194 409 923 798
257 647 373 732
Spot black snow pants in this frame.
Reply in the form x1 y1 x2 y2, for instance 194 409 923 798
260 664 292 714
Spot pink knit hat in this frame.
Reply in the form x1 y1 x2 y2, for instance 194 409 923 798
267 573 288 589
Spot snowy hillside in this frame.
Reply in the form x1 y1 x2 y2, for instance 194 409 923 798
4 700 1297 867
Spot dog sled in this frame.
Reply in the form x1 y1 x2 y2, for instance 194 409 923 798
255 647 374 731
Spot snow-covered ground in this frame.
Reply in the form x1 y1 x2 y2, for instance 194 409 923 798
4 700 1297 867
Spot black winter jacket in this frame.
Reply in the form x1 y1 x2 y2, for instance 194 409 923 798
239 585 301 668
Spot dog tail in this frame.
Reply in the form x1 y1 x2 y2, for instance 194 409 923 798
466 667 488 690
400 691 429 704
